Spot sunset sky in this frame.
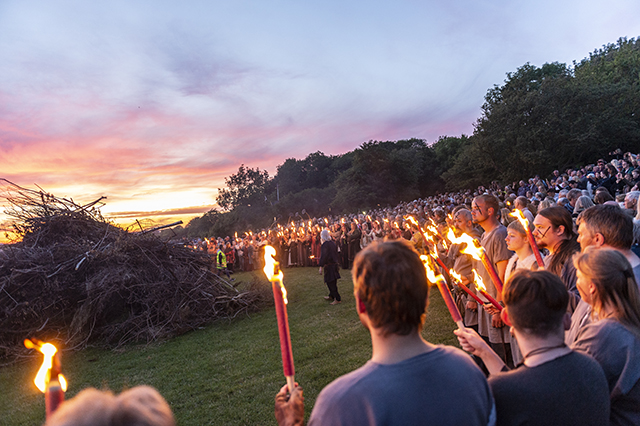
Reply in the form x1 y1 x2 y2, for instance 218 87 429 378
1 0 639 232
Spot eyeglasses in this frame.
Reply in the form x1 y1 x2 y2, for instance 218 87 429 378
533 226 551 239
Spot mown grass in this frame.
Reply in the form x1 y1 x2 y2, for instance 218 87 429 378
0 267 459 425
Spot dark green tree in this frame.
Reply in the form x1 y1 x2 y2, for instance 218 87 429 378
331 140 423 211
216 165 271 211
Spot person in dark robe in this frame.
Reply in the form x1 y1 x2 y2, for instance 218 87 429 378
319 229 341 305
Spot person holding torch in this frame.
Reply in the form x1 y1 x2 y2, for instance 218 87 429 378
276 240 495 426
471 195 514 367
447 208 482 331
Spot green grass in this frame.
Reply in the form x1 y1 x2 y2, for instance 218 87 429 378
0 267 459 425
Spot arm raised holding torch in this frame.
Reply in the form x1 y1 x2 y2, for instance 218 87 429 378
263 245 296 393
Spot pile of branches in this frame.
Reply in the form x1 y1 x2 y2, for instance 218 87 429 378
0 180 268 361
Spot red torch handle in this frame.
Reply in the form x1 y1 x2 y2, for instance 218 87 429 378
434 256 450 275
478 288 503 311
525 229 545 269
435 279 464 328
454 281 486 306
272 280 295 378
480 253 504 294
45 379 64 419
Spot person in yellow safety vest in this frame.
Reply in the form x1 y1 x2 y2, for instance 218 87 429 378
216 244 232 279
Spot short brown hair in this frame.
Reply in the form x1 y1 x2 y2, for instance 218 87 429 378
503 270 568 337
507 219 526 235
594 190 614 204
352 240 429 336
475 194 500 219
577 204 634 250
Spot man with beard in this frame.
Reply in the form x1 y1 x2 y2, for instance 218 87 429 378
471 195 513 367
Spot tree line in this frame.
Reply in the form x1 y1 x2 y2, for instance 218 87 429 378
185 37 640 237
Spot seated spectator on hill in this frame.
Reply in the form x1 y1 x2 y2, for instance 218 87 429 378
594 188 615 205
586 173 598 197
516 180 528 197
455 270 610 426
624 191 639 217
275 240 496 426
539 197 555 210
557 197 571 211
566 189 582 213
631 169 640 190
600 164 619 195
514 197 534 224
45 386 175 426
573 195 595 218
633 222 640 258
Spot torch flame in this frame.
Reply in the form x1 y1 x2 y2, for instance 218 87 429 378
510 209 530 229
426 224 439 236
447 229 483 261
263 246 287 304
419 255 445 284
24 339 67 393
406 216 419 227
449 269 463 283
472 269 486 293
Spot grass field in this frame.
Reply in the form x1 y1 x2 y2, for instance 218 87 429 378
0 266 460 425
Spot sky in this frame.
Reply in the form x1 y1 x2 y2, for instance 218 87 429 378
1 0 639 233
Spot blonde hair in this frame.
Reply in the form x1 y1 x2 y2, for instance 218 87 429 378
45 386 175 426
574 247 640 334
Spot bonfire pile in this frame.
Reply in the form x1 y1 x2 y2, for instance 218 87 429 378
0 180 266 361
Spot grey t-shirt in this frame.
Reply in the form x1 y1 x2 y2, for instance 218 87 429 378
476 225 512 343
572 319 640 426
308 346 496 426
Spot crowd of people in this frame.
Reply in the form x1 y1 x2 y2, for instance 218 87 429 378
44 151 640 425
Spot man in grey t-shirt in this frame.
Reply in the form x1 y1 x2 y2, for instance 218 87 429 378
275 240 495 426
471 194 513 366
